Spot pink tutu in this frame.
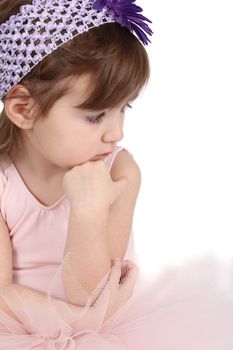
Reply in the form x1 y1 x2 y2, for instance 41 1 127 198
0 254 233 349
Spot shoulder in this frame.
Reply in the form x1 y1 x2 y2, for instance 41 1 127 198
110 148 141 191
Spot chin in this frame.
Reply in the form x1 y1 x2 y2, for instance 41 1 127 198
66 159 91 168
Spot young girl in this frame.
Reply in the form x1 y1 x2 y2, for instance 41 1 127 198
1 1 233 349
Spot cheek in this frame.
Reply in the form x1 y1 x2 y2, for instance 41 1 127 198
35 116 100 153
67 122 100 145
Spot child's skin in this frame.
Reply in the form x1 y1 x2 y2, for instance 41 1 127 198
0 73 141 325
7 74 135 180
62 157 129 304
0 259 139 327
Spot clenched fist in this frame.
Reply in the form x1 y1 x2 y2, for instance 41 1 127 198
62 160 128 211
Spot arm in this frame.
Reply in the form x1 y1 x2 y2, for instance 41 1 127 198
0 212 85 324
107 150 141 260
63 205 112 306
0 198 138 328
62 150 141 306
0 283 85 325
0 210 116 319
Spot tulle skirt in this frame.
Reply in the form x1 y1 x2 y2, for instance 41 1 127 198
0 254 233 349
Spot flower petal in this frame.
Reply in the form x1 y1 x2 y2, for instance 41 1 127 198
92 0 153 45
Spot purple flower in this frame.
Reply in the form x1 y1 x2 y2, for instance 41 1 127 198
93 0 153 45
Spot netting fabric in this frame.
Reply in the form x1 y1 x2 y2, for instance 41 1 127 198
0 0 116 102
0 0 153 102
1 254 233 349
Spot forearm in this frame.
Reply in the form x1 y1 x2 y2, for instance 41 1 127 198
0 283 85 325
63 205 111 306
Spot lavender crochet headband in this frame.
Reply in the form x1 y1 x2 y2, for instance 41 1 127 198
0 0 153 102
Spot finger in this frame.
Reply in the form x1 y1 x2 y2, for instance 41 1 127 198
119 260 139 287
107 260 122 290
89 262 121 307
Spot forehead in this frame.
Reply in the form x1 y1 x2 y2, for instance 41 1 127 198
65 74 93 104
63 73 140 110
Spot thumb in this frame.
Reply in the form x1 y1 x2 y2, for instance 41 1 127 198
120 260 139 286
89 260 122 307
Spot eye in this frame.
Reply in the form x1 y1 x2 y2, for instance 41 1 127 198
86 112 105 125
85 103 133 125
121 103 132 113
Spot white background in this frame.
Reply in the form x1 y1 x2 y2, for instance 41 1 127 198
123 0 233 278
1 0 233 279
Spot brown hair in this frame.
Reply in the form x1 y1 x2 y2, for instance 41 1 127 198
0 0 150 158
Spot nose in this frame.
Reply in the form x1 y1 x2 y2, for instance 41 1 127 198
102 115 124 143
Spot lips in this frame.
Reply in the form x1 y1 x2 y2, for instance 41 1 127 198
98 152 112 156
93 151 113 160
97 150 114 156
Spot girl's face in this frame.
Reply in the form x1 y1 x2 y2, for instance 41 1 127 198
28 74 135 169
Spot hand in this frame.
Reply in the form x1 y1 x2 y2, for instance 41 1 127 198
62 160 128 211
51 258 139 331
101 259 139 325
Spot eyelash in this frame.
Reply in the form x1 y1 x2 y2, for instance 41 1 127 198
86 103 132 125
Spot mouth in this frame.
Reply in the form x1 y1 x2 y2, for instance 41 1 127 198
97 150 114 156
98 152 112 156
93 152 113 160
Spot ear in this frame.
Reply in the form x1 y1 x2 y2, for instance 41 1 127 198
4 84 37 130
